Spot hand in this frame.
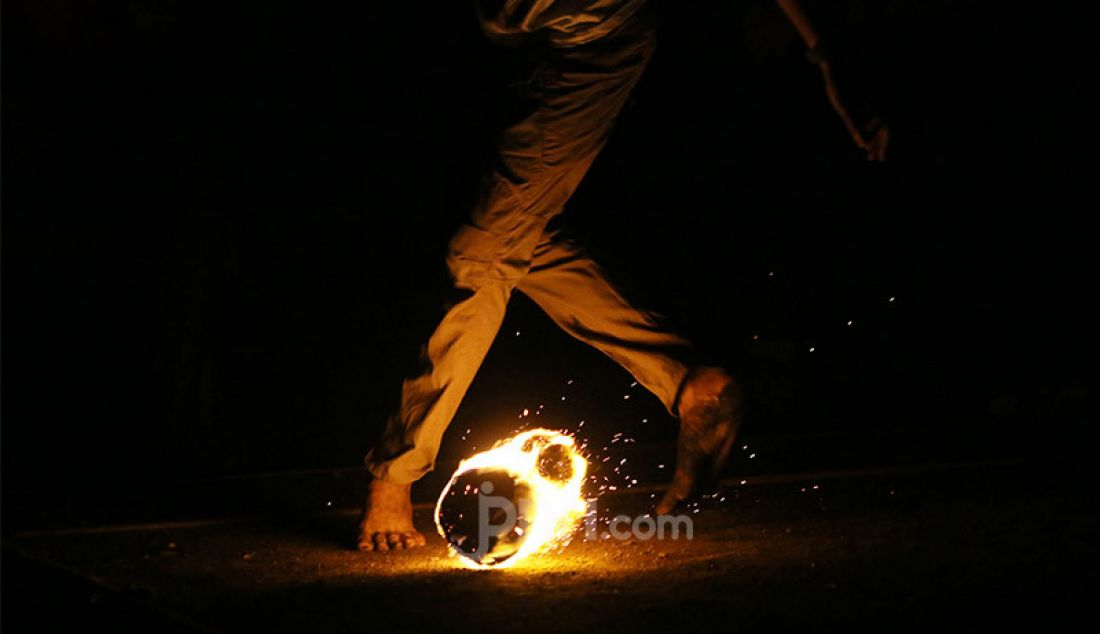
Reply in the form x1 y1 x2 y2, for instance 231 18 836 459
819 60 890 162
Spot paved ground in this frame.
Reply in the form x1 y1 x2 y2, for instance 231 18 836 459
5 453 1097 633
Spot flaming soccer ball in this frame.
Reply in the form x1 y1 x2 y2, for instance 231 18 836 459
434 429 588 569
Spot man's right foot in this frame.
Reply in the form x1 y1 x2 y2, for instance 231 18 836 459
356 478 428 551
656 367 743 515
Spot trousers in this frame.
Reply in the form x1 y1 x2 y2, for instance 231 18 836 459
367 11 693 484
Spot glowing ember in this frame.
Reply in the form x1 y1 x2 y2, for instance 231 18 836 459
434 428 587 569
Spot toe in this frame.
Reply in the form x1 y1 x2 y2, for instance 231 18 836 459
656 485 687 515
357 536 375 551
387 533 405 550
404 531 427 548
372 533 390 551
656 469 693 515
655 490 681 515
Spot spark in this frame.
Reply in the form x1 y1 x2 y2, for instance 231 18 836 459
435 429 587 570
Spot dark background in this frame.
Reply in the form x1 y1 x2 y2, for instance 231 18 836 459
2 0 1095 503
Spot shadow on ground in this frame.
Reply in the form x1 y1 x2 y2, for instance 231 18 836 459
5 459 1098 633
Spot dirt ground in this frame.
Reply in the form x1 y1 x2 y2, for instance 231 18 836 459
5 456 1097 633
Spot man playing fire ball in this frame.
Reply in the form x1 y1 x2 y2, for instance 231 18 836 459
358 0 889 551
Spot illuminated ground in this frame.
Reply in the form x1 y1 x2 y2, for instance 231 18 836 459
6 456 1096 633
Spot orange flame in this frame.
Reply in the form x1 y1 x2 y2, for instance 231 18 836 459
434 428 588 569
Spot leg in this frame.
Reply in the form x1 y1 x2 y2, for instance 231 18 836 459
519 231 745 514
517 233 692 413
365 282 512 486
358 276 515 550
505 11 685 409
360 11 667 549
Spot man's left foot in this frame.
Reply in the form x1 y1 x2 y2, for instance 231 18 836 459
656 367 743 515
356 478 427 551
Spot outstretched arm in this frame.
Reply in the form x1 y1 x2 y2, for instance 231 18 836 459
775 0 821 49
775 0 889 161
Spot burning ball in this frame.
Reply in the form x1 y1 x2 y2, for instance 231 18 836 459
434 429 587 569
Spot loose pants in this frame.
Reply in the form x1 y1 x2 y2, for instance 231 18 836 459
367 12 692 484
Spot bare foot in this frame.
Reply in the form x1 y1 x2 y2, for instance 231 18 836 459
356 479 427 551
656 367 743 515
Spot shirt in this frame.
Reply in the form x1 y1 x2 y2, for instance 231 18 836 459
477 0 647 47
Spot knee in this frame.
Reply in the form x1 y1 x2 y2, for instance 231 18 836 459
446 225 499 291
446 222 539 291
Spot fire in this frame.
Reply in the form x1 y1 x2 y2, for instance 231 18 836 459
434 428 588 569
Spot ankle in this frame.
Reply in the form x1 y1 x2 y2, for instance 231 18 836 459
676 367 734 417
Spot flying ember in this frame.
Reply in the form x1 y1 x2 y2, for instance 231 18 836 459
434 428 588 569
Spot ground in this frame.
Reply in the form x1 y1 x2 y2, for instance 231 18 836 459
5 440 1097 633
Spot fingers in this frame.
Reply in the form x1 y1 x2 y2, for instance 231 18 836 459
823 67 888 161
859 118 889 161
863 129 887 161
869 126 890 162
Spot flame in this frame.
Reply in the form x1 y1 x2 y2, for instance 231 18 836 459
434 428 588 569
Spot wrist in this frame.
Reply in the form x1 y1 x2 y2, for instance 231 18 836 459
805 42 829 65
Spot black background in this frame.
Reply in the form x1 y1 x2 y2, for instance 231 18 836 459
3 0 1095 497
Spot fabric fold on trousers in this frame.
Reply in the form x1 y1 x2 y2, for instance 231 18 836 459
367 10 693 484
